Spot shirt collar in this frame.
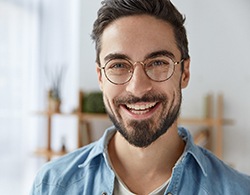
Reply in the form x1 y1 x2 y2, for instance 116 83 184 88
78 126 208 177
78 126 116 168
178 127 208 177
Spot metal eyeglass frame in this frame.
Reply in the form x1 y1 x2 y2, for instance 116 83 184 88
98 57 184 85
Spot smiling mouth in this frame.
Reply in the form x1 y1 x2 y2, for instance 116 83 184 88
124 102 157 115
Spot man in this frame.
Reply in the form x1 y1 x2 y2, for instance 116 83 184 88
31 0 250 194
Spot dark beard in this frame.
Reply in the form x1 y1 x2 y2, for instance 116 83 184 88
105 91 182 148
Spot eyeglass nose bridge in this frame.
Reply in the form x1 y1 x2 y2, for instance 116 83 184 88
132 61 145 66
129 60 147 74
126 60 154 83
130 61 147 72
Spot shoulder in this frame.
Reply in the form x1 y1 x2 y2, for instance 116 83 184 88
30 127 116 194
31 141 108 194
199 147 250 193
179 127 250 193
33 143 96 187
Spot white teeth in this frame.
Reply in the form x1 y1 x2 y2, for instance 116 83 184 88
126 102 156 111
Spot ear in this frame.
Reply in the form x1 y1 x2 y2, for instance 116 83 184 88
181 58 190 89
96 63 103 91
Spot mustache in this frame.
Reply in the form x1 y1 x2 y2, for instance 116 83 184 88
114 92 166 105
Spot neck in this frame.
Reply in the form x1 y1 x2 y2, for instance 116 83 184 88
108 124 185 194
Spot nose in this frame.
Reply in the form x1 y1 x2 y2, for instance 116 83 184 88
125 62 153 97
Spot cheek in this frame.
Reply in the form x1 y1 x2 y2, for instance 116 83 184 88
165 73 183 97
102 82 125 108
171 72 182 86
161 76 182 104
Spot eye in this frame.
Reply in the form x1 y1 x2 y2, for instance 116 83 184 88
111 62 127 69
151 60 167 66
106 59 131 70
146 58 169 68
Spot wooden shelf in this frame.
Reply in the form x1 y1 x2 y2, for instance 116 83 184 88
178 118 233 126
179 94 233 159
33 91 110 160
33 111 108 161
78 113 108 120
35 111 108 120
34 148 67 160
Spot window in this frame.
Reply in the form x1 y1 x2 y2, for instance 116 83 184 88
0 1 40 194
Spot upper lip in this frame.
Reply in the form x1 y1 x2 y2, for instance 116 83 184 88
125 102 157 110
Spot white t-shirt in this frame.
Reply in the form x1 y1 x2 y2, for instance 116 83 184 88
113 175 170 195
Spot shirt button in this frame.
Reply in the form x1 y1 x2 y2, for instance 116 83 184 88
102 193 107 195
167 193 173 195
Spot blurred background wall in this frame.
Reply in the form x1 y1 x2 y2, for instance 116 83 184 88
0 0 249 194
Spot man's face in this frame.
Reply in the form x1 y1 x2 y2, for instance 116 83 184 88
97 15 190 147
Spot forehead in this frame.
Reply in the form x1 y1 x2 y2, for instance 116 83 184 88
100 15 181 62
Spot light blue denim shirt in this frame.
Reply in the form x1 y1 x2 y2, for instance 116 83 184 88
30 126 250 195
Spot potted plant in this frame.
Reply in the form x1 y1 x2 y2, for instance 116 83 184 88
82 91 106 113
45 64 66 113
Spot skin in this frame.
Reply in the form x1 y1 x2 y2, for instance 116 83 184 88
96 15 190 195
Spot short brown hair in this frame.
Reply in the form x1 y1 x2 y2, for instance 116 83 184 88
91 0 189 64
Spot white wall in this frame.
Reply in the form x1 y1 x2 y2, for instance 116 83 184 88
79 0 250 173
79 0 102 91
173 0 250 173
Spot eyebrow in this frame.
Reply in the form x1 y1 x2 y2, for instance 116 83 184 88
104 53 129 62
103 50 175 63
145 50 175 60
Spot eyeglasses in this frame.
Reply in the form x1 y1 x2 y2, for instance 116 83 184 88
98 55 184 85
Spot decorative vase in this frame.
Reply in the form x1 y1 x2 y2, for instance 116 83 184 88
47 90 61 113
48 98 61 113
